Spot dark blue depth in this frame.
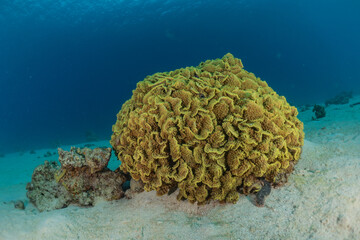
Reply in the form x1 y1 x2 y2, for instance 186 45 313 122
0 0 359 154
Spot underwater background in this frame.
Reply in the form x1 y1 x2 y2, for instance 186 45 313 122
0 0 359 154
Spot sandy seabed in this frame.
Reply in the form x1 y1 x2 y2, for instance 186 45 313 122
1 96 360 240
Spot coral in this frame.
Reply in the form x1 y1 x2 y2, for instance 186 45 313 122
26 147 128 211
312 104 326 120
325 91 352 106
110 53 305 204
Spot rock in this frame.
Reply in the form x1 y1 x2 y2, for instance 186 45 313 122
58 147 111 173
26 161 72 212
312 104 326 120
255 180 272 207
26 148 128 211
125 179 145 199
14 200 25 210
130 179 144 192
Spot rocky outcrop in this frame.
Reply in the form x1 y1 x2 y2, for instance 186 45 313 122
26 147 128 211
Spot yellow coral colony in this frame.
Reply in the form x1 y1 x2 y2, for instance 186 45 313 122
110 53 304 204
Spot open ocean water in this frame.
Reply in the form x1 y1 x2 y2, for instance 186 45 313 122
0 0 359 154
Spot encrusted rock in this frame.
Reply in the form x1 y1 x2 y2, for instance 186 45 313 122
130 179 145 192
27 148 127 211
58 147 111 173
26 161 72 211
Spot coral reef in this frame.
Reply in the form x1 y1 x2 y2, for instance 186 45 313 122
312 104 326 120
26 147 127 211
325 91 353 106
110 53 304 204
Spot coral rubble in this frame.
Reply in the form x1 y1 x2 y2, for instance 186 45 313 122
26 147 127 211
110 53 305 204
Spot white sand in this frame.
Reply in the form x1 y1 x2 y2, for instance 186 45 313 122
1 96 360 240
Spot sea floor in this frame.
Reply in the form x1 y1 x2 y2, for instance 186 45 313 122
0 96 360 240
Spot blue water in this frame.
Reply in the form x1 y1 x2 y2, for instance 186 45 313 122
0 0 359 154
